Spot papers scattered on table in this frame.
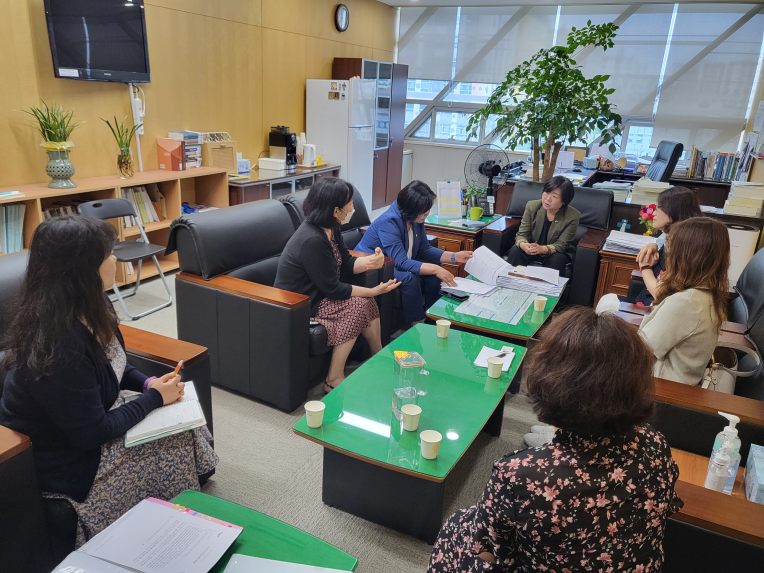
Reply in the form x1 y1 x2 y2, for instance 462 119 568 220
224 555 348 573
465 246 567 297
512 265 559 285
125 382 205 447
456 289 535 325
496 274 568 297
442 277 497 296
602 230 657 255
474 346 514 372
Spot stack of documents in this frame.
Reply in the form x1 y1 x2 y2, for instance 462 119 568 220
602 230 657 255
593 180 631 202
496 274 568 297
631 178 670 206
724 182 764 216
443 277 498 297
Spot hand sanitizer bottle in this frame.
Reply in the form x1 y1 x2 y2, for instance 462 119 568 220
705 436 732 492
708 412 742 495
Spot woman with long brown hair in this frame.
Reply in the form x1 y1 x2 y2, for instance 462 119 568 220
639 217 730 384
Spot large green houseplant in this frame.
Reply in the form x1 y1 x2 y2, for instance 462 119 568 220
467 22 623 182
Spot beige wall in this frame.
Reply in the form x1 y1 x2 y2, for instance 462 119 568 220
0 0 398 188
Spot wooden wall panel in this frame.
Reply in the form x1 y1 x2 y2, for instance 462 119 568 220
0 0 395 189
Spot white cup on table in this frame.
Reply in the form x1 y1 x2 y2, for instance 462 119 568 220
534 296 548 312
436 320 451 339
487 356 504 379
420 430 442 460
401 404 422 431
304 401 326 428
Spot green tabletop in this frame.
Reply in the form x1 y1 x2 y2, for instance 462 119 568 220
425 213 501 230
293 324 525 481
172 490 358 572
427 279 559 341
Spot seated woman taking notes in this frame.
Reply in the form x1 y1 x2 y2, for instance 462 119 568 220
638 217 730 385
274 178 399 392
429 307 682 573
356 180 473 324
0 216 217 547
505 176 580 273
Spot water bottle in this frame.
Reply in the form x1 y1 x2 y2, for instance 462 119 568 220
708 412 741 495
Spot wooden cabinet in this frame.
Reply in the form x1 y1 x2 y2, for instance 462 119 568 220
423 223 484 278
333 58 408 211
594 250 639 306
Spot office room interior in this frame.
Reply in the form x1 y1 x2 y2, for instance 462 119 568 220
2 1 764 572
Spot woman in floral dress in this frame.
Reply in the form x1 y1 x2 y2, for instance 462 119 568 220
429 307 683 572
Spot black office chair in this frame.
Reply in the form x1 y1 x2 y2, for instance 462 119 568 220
645 141 684 182
78 198 172 320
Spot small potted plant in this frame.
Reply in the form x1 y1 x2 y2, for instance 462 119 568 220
25 101 81 188
102 116 142 179
638 203 656 236
463 181 485 208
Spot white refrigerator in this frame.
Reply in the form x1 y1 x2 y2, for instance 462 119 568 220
306 79 376 209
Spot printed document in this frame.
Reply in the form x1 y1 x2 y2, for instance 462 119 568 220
464 246 512 286
436 180 462 219
224 555 348 573
456 289 534 325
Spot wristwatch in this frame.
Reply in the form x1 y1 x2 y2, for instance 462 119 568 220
451 252 456 264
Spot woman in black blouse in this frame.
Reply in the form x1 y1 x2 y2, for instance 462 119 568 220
429 307 682 573
275 178 399 392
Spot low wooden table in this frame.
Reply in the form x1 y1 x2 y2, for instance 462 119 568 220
292 324 525 543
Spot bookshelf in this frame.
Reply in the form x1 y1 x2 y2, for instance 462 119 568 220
0 167 228 286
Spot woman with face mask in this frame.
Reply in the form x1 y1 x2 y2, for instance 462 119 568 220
356 180 473 325
275 178 399 392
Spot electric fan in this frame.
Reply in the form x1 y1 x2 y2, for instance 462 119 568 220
464 144 510 216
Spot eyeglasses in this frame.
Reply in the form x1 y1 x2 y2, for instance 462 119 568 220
654 205 663 212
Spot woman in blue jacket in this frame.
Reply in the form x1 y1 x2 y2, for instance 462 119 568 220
357 181 473 323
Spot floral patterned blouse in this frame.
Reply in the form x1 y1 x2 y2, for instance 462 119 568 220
429 424 683 573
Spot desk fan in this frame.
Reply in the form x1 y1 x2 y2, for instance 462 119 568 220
464 144 510 216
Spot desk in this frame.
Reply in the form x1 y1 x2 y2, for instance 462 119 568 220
292 324 525 543
229 164 340 205
172 490 358 572
424 214 502 277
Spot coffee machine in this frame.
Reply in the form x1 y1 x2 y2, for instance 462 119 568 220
269 126 298 170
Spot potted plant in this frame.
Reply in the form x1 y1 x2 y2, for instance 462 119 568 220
463 181 485 208
25 101 81 188
102 116 143 179
467 22 623 182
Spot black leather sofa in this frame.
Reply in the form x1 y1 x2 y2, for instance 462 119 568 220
167 196 390 412
0 250 215 570
482 180 613 307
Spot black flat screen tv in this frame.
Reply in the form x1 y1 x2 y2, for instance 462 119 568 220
44 0 150 83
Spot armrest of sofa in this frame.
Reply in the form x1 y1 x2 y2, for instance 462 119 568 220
577 228 608 250
567 228 610 307
619 302 651 316
0 425 29 465
120 324 208 368
348 251 395 287
176 272 309 309
483 217 521 256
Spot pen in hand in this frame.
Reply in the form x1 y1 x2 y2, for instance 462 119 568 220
172 360 184 385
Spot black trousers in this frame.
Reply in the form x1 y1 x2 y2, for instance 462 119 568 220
505 245 571 273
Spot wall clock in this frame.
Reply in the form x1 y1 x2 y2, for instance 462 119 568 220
335 4 349 32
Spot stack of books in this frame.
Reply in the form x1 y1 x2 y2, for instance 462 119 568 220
603 230 657 255
43 200 81 219
724 182 764 216
592 181 631 202
0 203 26 254
630 178 670 206
688 147 739 181
122 184 167 228
169 131 204 168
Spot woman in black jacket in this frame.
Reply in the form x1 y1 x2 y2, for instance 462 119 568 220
275 178 399 392
0 216 217 546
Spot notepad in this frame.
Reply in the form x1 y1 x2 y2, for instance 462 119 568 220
125 382 205 447
224 555 348 573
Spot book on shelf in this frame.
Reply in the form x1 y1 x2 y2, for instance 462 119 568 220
0 203 26 254
168 130 204 145
687 146 739 181
122 187 164 228
52 496 241 573
125 381 206 447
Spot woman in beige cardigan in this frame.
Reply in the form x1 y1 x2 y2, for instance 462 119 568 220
638 217 730 385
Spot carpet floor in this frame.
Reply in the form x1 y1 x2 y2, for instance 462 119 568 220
115 273 540 573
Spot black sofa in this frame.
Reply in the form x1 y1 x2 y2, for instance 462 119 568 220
482 180 613 307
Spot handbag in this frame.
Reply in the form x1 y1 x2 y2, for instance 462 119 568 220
701 336 761 394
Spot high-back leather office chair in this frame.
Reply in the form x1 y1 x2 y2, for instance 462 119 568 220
646 141 684 182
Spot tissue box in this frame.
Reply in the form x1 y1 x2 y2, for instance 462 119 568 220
583 156 599 169
745 443 764 504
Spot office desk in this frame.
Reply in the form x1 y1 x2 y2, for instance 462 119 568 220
229 164 340 205
424 214 502 277
172 490 358 572
493 168 598 215
293 324 525 543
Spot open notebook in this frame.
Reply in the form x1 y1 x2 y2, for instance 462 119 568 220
125 381 205 447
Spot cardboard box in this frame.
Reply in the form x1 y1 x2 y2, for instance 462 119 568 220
745 443 764 504
157 138 185 171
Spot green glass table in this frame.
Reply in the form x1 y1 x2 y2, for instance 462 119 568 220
172 490 358 572
293 324 525 542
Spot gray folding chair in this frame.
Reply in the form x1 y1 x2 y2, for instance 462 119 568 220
78 198 172 320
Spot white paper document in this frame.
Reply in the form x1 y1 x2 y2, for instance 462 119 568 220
473 346 514 372
516 266 559 285
464 246 513 286
224 555 348 573
436 180 462 219
442 277 497 296
125 382 205 447
456 289 535 325
78 499 241 573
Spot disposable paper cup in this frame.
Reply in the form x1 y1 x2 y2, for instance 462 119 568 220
304 401 326 428
420 430 442 460
534 296 548 312
436 320 451 338
487 356 504 379
401 404 422 432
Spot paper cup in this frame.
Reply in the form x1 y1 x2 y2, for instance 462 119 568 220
420 430 442 460
534 296 548 312
436 320 451 338
304 401 326 428
487 356 503 379
401 404 422 431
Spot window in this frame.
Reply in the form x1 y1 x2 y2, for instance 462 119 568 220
406 79 450 100
405 103 428 128
413 117 432 139
434 111 476 142
623 125 655 158
442 82 499 105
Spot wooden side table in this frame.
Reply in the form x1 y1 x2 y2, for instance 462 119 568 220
593 250 639 306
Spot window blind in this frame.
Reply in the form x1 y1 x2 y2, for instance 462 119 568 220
651 4 764 152
398 7 458 81
454 7 557 84
556 5 674 119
